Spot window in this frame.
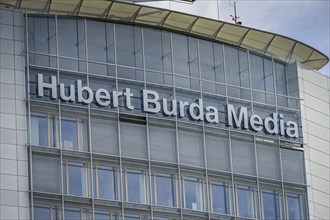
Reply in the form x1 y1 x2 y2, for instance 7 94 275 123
287 193 306 220
30 112 88 152
123 169 147 204
120 120 147 159
179 127 204 167
34 204 59 220
262 189 281 220
61 116 88 151
91 117 118 156
94 211 121 220
63 162 89 197
149 122 176 163
33 155 61 193
31 113 57 147
236 185 255 218
210 180 230 215
64 208 91 220
231 135 256 176
152 173 177 207
93 165 117 200
281 149 305 184
183 176 205 211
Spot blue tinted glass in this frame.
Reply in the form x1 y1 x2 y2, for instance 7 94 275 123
62 118 77 150
156 174 175 207
98 168 116 200
95 212 110 220
237 186 254 218
64 209 80 220
263 190 280 220
287 193 305 220
32 115 51 147
68 164 85 196
126 170 146 203
34 206 50 220
212 182 229 214
184 177 203 211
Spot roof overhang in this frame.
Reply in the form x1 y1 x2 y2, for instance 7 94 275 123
1 0 328 70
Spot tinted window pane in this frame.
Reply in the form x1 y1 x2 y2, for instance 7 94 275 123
287 193 305 220
263 190 280 220
34 206 50 220
124 170 146 203
211 181 229 214
155 173 175 207
237 186 254 218
184 177 204 211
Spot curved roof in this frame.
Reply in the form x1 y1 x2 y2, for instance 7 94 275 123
1 0 328 70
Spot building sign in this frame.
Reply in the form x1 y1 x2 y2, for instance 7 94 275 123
36 74 298 138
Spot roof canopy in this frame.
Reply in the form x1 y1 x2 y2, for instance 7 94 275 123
1 0 328 70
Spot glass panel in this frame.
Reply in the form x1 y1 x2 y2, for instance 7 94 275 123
124 170 147 204
281 149 305 184
205 132 230 171
211 181 230 214
275 62 287 96
94 166 116 200
225 46 249 89
64 208 80 220
65 162 88 197
184 177 204 211
287 193 305 220
115 24 143 68
57 18 85 59
33 155 60 193
31 113 55 147
91 117 118 156
149 123 176 163
120 121 147 159
231 135 255 176
95 212 110 220
257 143 280 180
34 206 50 220
200 40 225 83
179 128 204 167
262 190 280 220
154 173 176 207
144 28 172 72
237 185 254 218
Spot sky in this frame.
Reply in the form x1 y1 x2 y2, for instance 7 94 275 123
138 0 330 76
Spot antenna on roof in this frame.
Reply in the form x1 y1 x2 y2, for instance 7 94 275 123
229 1 242 25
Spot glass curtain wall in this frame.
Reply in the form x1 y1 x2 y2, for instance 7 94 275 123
27 14 306 220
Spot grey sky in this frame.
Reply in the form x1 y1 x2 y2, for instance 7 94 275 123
139 0 330 76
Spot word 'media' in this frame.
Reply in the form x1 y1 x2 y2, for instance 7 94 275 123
36 74 298 138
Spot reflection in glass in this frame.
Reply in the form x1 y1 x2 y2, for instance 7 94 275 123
154 173 176 207
262 190 280 220
211 181 230 214
184 177 204 211
237 186 254 218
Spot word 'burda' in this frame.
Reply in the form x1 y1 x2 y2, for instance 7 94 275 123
37 74 298 138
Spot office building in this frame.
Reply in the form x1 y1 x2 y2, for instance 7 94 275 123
0 1 329 219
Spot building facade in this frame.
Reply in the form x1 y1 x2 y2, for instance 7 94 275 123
0 1 329 220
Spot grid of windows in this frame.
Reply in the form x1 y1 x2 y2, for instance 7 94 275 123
27 14 307 220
